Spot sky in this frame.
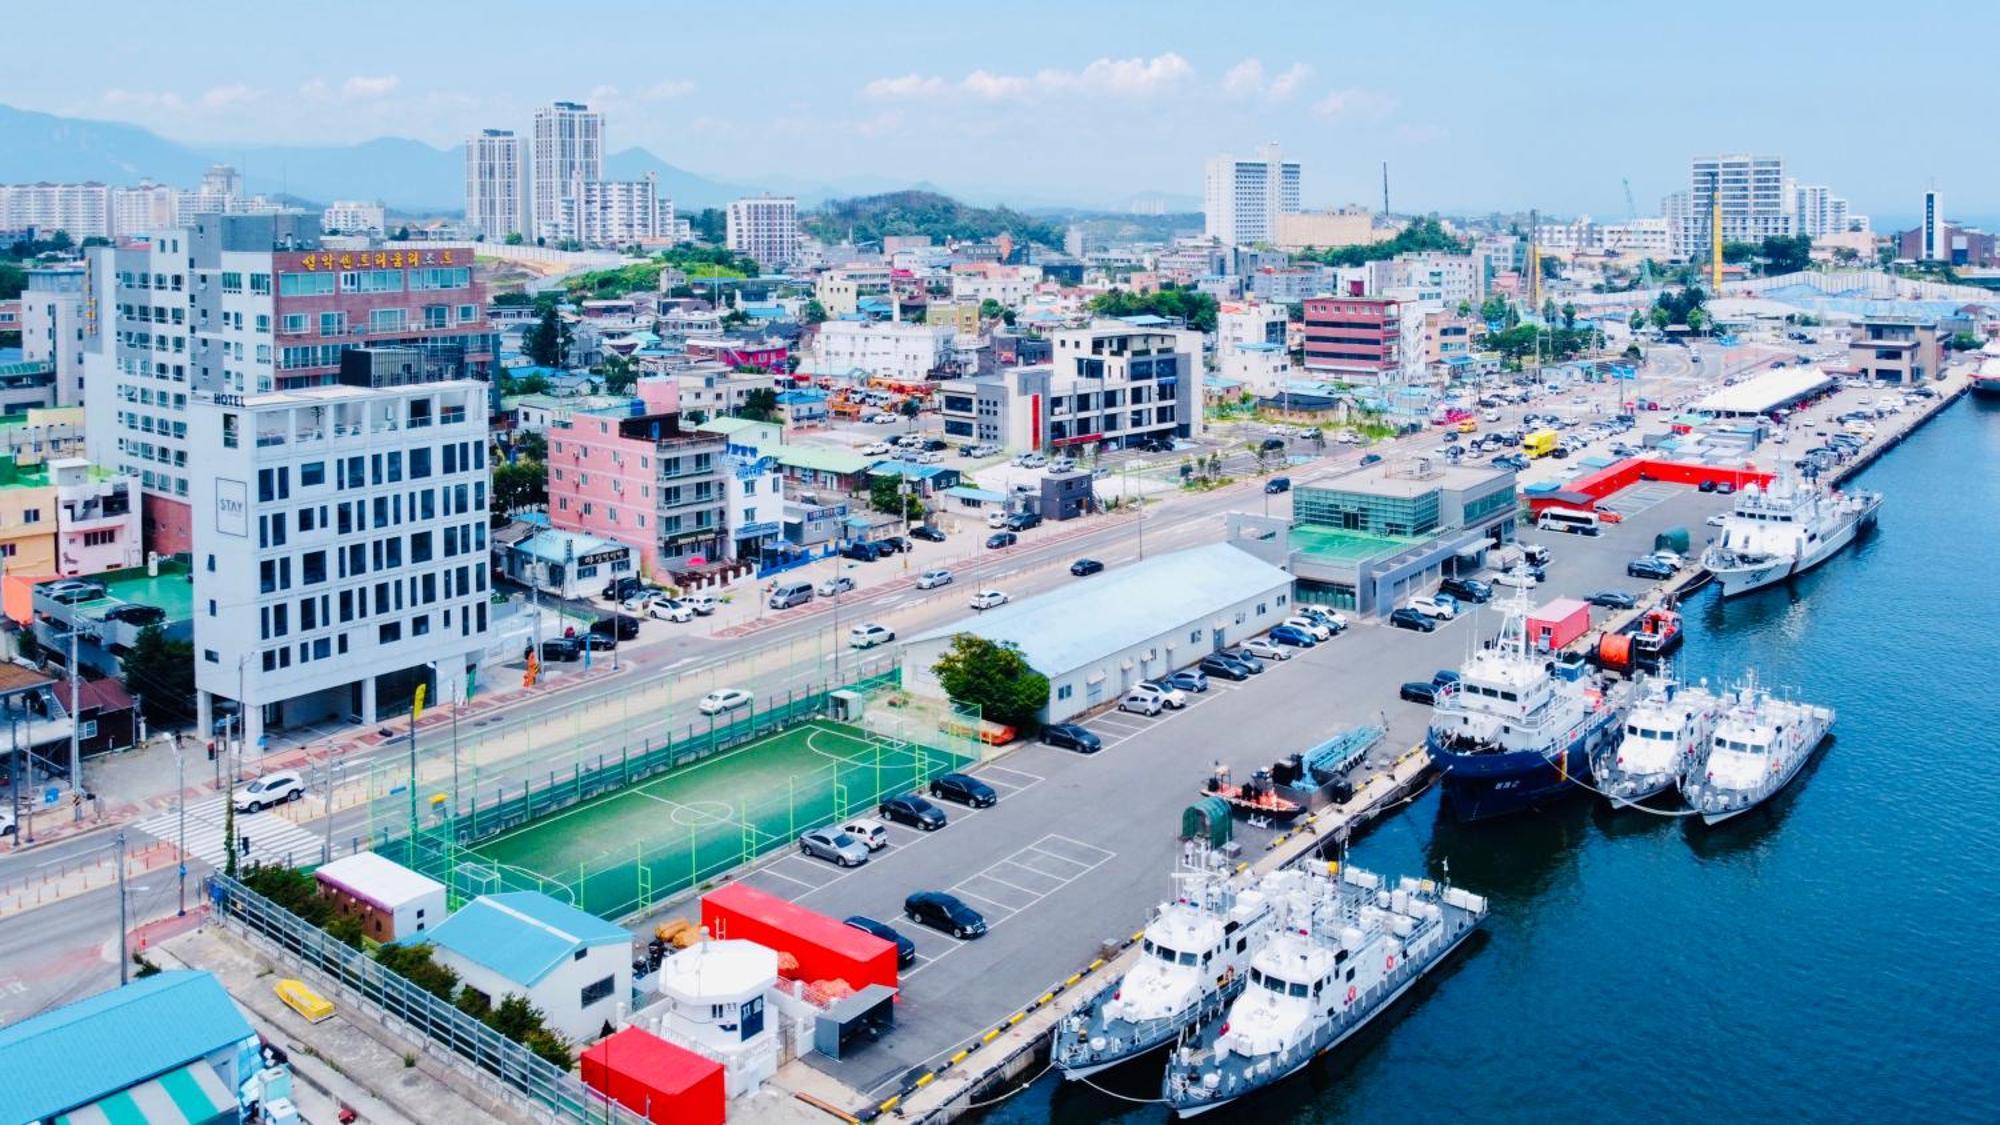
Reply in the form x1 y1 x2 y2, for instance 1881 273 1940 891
3 0 1985 223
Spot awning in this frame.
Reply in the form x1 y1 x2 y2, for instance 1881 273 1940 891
942 486 1006 503
1454 543 1486 560
56 1059 235 1125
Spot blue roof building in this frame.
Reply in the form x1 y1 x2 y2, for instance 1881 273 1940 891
0 971 259 1125
427 892 634 1042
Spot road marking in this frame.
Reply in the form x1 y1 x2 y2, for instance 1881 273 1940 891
755 865 820 890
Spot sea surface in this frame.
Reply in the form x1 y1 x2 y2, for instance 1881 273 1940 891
982 395 2000 1124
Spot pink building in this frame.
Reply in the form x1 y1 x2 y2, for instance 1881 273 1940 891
685 337 788 371
546 378 730 578
52 458 143 577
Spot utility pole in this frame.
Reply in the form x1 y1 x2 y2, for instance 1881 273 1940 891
66 627 82 798
1381 161 1390 218
8 700 18 850
115 830 128 985
175 739 186 916
407 684 426 847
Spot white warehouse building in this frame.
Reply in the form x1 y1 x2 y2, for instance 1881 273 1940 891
898 543 1295 724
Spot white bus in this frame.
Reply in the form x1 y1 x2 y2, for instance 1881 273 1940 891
1537 508 1602 536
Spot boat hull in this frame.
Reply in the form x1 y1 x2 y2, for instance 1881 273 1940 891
1429 709 1618 822
1709 498 1878 597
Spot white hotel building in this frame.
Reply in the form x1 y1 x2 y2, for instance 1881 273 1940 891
188 377 493 746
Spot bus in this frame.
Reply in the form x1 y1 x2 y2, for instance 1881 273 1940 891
1537 508 1602 536
1522 429 1559 459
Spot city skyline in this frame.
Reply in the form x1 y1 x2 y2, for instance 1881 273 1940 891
2 0 1986 223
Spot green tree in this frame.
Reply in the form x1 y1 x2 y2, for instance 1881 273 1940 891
1086 286 1219 332
375 943 461 1001
503 232 525 246
491 291 534 307
1685 308 1710 335
1758 234 1813 275
1948 331 1982 351
803 299 828 325
501 371 551 396
514 431 548 462
487 993 545 1040
868 475 923 520
597 354 637 396
737 387 779 422
1628 310 1646 332
522 306 572 368
1560 303 1578 331
931 635 1051 732
978 298 1006 319
1292 216 1465 267
453 985 492 1021
523 1028 574 1070
1478 295 1510 324
0 262 25 300
492 460 547 515
123 625 195 724
692 208 727 243
1721 240 1758 265
1539 256 1563 280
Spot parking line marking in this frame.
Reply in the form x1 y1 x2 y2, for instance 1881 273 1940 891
1042 834 1116 860
979 765 1043 785
949 889 1019 917
754 867 819 890
1020 846 1091 872
969 871 1044 898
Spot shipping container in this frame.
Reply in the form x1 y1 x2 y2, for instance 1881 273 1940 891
701 883 898 991
1527 598 1592 653
580 1027 724 1125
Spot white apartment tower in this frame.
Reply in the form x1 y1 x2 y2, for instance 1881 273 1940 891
1203 143 1301 246
725 196 798 270
321 201 387 236
465 129 524 240
188 377 493 746
1791 184 1850 240
20 267 87 406
531 102 604 240
563 173 672 246
1686 154 1793 257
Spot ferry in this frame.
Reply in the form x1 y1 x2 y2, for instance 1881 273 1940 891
1162 865 1488 1117
1056 854 1280 1080
1426 592 1630 821
1971 356 2000 397
1679 673 1834 825
1698 474 1882 597
1589 673 1721 808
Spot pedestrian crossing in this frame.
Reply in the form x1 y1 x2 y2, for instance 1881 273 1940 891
132 793 328 871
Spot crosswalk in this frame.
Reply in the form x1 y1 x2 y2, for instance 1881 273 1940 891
132 793 328 870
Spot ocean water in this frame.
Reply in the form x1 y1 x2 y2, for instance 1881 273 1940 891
984 396 2000 1124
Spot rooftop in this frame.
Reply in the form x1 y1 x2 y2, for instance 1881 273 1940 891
1695 366 1835 415
316 851 446 908
44 559 196 623
1289 525 1419 563
1300 458 1509 499
775 446 876 475
904 542 1293 674
429 892 631 987
510 528 631 565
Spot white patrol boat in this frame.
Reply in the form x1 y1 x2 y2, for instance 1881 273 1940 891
1679 672 1835 825
1699 473 1882 597
1590 672 1722 808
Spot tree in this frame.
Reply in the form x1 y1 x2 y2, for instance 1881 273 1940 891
692 208 727 243
394 226 411 241
804 299 828 325
978 298 1006 320
1086 286 1219 332
1292 216 1466 268
492 461 547 515
1560 303 1578 331
1539 256 1562 280
597 354 637 396
1628 310 1646 332
868 475 923 521
1758 234 1812 275
898 397 922 419
1541 298 1558 324
931 635 1051 733
1685 308 1710 335
487 994 544 1040
1477 295 1510 324
1721 240 1758 265
504 232 525 246
123 625 195 724
522 306 572 368
514 431 548 462
1948 331 1982 351
501 371 550 396
738 387 779 422
375 943 461 1001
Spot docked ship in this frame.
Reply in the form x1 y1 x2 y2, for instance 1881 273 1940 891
1056 855 1280 1080
1698 474 1882 597
1162 865 1488 1117
1589 673 1720 808
1679 673 1834 825
1971 356 2000 397
1427 593 1630 821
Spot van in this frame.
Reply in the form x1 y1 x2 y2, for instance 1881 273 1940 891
768 581 815 610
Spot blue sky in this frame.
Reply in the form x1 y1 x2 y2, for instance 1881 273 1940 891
3 0 1980 222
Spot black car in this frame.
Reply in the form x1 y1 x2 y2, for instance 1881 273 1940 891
1587 590 1637 609
1389 607 1438 632
843 916 918 968
1399 681 1439 705
1627 557 1676 580
841 541 883 562
601 575 644 601
1698 479 1718 493
539 637 582 662
878 794 947 830
986 531 1017 549
1360 453 1383 466
1439 576 1493 604
1070 558 1105 577
909 525 947 543
1259 437 1286 452
1004 512 1042 532
591 613 641 640
1199 653 1252 681
1040 723 1103 753
905 891 987 939
1264 476 1291 494
104 604 167 626
928 772 998 808
579 631 619 652
875 535 911 554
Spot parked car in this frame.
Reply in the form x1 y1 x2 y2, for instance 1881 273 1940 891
928 772 998 808
1070 558 1105 577
1389 607 1438 632
698 688 754 716
539 637 582 662
1238 639 1289 662
1041 723 1103 754
1359 453 1384 466
840 541 883 562
681 593 719 616
798 828 871 867
1406 596 1457 621
1298 606 1348 632
1267 624 1316 648
591 614 641 640
1626 557 1676 580
1587 590 1637 609
580 632 619 652
1163 669 1209 694
849 623 896 649
986 510 1011 529
1493 567 1539 589
601 575 643 602
768 581 815 610
233 771 305 812
1198 651 1250 680
986 531 1018 549
1138 680 1190 709
1281 616 1333 641
969 589 1010 611
910 525 947 543
1119 686 1167 716
1649 549 1685 569
1264 477 1291 494
843 916 918 967
104 604 167 626
859 442 891 456
905 891 987 939
817 575 856 597
915 568 954 589
647 597 694 623
1004 512 1042 532
839 817 891 851
878 794 947 831
1399 681 1439 705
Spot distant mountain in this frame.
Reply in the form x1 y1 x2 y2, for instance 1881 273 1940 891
0 103 211 186
227 137 464 212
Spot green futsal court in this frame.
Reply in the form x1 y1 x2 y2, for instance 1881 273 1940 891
454 719 967 918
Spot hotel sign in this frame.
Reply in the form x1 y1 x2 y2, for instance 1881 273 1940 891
215 478 248 538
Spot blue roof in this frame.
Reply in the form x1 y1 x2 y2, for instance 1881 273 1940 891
942 485 1006 502
905 543 1293 673
776 389 829 404
429 892 631 987
513 528 630 564
1236 342 1284 353
1117 314 1172 327
0 971 253 1124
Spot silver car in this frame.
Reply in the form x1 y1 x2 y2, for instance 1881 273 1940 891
798 828 871 867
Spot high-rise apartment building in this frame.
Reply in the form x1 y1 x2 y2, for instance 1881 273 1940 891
200 164 243 199
109 182 177 238
465 129 524 240
1791 184 1851 240
0 182 112 240
1203 144 1301 246
321 200 387 236
531 101 603 240
725 196 798 269
20 267 87 406
562 174 671 246
1685 154 1793 258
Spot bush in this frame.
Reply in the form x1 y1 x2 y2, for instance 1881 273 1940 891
240 864 335 928
523 1028 574 1070
374 942 460 1001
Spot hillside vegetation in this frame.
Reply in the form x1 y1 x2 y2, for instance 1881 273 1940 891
804 191 1064 250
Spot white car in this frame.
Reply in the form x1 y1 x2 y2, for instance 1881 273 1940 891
1483 411 1501 422
915 568 954 590
859 442 891 456
233 770 305 812
1301 607 1349 630
681 593 719 616
1406 596 1457 621
1240 638 1292 661
1119 686 1166 716
1138 680 1190 709
1706 513 1728 528
647 597 694 622
1281 615 1333 640
849 623 896 649
1493 567 1539 589
969 589 1010 611
698 688 753 716
817 575 855 597
1648 550 1685 569
916 450 945 465
986 510 1011 528
1047 456 1077 473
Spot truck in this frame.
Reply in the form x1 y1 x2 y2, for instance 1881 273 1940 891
1522 429 1559 459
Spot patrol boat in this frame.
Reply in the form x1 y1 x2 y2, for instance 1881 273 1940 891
1056 854 1279 1080
1427 592 1629 821
1162 865 1488 1117
1698 474 1882 597
1589 672 1721 808
1679 672 1835 825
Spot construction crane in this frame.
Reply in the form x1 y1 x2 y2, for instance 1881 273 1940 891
1622 177 1639 221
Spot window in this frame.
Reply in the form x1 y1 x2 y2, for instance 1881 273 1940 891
411 614 430 637
302 550 326 584
1189 629 1203 643
580 976 615 1007
1056 684 1073 700
300 461 325 487
319 311 345 337
21 508 40 524
281 313 307 335
279 273 334 297
378 621 400 644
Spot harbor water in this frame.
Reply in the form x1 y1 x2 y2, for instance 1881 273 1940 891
985 396 2000 1124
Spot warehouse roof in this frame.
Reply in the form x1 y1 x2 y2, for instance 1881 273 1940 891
904 542 1292 674
430 892 631 987
1695 366 1834 416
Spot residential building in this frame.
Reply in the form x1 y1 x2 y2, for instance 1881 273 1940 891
187 375 493 744
1216 301 1291 394
726 196 799 270
19 266 86 405
0 456 57 573
670 362 776 417
1685 154 1794 257
1792 184 1851 239
321 200 387 236
684 336 787 371
1602 217 1672 256
815 320 958 383
546 378 729 576
428 891 632 1045
1272 207 1379 252
1663 191 1694 259
495 525 633 598
949 263 1042 306
1302 287 1405 384
0 181 111 240
925 299 982 336
939 319 1200 451
1374 252 1481 308
201 165 242 198
722 448 783 563
1202 144 1301 246
51 457 141 576
30 558 190 679
1844 315 1941 383
532 101 604 241
814 265 892 318
562 173 672 246
0 350 58 416
465 128 525 240
108 181 177 238
1421 308 1475 372
1247 266 1335 304
0 300 16 337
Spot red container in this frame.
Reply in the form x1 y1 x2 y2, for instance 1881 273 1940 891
580 1027 724 1125
1528 598 1592 652
701 882 898 991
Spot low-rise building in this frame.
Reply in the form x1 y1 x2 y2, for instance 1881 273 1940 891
1302 288 1405 385
30 558 193 680
428 891 633 1045
938 319 1201 453
1844 315 1942 383
52 458 142 576
497 524 634 598
0 456 57 575
1283 457 1517 614
314 851 448 943
814 320 958 383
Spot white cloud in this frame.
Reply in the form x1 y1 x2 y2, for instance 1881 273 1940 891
341 75 400 99
861 53 1193 104
1222 59 1266 97
102 88 185 111
1312 88 1398 120
961 69 1031 100
1222 59 1311 101
199 84 259 109
1050 53 1193 97
863 73 948 99
640 79 696 100
1267 63 1311 101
